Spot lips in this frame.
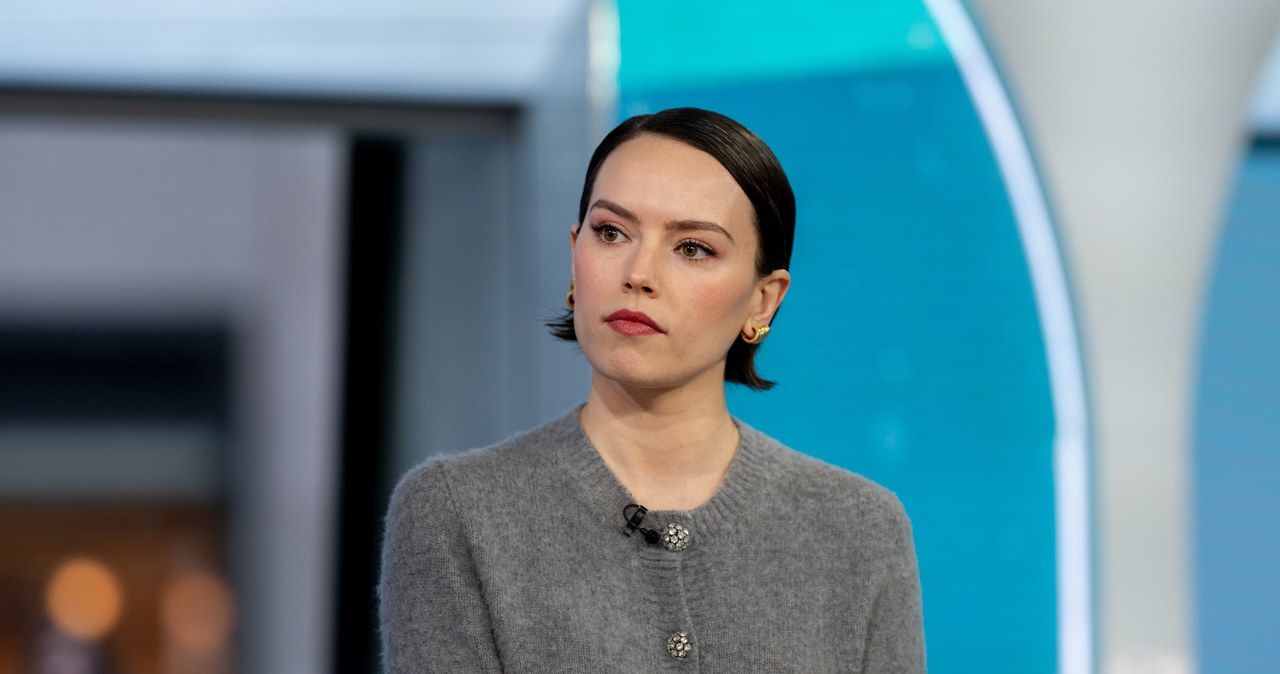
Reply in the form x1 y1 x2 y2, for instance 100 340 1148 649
604 309 665 335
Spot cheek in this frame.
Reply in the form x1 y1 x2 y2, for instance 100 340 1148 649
570 254 608 339
571 252 604 304
682 275 756 332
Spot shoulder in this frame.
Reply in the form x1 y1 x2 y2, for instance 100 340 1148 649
387 409 580 516
739 422 914 549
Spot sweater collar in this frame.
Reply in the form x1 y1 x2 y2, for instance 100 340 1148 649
547 405 777 542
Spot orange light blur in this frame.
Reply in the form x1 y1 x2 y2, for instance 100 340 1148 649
44 557 125 640
160 570 235 651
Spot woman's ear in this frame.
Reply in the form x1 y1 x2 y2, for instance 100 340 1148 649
743 269 791 333
569 222 581 268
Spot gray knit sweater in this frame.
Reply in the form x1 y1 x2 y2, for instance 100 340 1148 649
380 408 925 672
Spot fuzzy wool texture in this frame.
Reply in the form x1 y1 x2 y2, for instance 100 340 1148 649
380 408 926 673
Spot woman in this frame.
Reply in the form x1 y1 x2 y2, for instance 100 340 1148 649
380 108 925 672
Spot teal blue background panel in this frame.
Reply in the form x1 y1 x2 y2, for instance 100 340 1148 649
617 0 950 92
1195 140 1280 673
619 2 1060 672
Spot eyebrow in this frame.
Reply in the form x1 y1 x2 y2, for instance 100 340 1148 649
589 198 736 244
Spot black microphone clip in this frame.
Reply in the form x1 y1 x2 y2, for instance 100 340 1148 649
622 503 661 545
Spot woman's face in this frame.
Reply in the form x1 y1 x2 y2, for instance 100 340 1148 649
571 133 790 391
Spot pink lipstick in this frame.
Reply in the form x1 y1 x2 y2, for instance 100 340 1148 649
605 309 664 336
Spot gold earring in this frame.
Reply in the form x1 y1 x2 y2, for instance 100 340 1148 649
742 325 770 344
566 280 575 310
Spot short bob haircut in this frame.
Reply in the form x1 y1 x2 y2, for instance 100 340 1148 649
547 107 796 391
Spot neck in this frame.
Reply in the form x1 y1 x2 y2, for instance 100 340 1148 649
580 370 739 511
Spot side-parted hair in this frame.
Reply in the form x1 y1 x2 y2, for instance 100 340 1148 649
547 107 796 390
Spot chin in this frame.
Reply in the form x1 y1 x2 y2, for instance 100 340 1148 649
579 350 671 389
589 361 672 390
589 355 726 394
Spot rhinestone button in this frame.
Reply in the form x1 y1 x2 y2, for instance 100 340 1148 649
661 523 691 552
666 631 692 659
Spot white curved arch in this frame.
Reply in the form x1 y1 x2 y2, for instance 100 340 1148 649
922 1 1094 673
1249 32 1280 134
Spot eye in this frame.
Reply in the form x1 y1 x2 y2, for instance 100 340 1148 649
677 240 716 260
591 223 625 244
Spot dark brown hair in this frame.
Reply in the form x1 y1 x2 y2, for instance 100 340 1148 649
548 107 796 390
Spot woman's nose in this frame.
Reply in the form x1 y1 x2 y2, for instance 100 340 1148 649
623 247 660 296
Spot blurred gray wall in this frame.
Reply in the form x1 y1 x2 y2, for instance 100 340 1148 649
389 2 596 482
0 2 598 672
0 119 346 674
